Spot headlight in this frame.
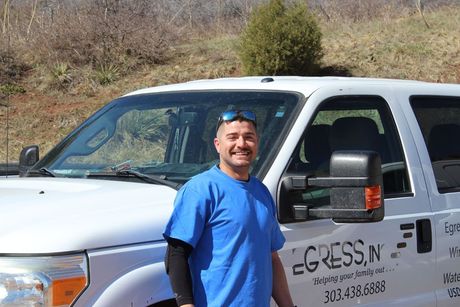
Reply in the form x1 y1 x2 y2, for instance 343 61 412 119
0 253 88 306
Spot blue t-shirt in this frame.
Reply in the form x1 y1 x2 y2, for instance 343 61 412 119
163 165 285 306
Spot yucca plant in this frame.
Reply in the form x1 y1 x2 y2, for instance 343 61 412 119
94 64 120 85
51 62 73 85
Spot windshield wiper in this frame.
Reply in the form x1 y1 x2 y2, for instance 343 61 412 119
27 167 57 177
117 169 182 189
86 170 181 190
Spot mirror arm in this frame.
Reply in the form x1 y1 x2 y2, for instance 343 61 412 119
294 203 379 221
285 175 372 190
289 176 309 190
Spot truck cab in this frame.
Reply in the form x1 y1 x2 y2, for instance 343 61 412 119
1 77 459 306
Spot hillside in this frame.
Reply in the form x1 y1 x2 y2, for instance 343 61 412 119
0 4 459 163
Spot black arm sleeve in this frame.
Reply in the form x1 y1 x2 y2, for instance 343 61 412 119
165 238 194 306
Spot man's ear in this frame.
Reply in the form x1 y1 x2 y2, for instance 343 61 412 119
214 137 220 154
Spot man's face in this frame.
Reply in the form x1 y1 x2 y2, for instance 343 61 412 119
214 120 258 179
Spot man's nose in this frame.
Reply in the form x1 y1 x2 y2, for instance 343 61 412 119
236 136 246 147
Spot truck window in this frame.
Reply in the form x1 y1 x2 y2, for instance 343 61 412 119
286 96 410 212
32 91 301 185
411 96 460 193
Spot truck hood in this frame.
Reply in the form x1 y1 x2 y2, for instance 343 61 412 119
0 177 177 254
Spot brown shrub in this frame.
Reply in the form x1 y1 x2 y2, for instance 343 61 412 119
3 0 177 69
0 48 31 85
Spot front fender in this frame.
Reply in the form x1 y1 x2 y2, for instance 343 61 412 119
91 262 173 306
75 242 174 307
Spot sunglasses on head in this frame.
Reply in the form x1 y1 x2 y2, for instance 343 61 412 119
216 110 257 131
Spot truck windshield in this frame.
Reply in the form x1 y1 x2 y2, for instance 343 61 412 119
31 91 301 186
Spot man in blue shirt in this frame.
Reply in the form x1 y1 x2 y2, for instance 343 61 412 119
163 110 294 307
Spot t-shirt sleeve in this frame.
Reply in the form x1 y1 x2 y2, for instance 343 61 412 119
268 192 286 252
163 184 208 248
270 215 286 252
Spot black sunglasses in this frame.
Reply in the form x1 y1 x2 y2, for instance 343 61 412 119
216 110 257 131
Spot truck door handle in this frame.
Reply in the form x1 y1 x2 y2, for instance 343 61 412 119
416 219 432 253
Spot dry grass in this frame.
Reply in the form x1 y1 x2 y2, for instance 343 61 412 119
321 5 460 82
1 2 459 164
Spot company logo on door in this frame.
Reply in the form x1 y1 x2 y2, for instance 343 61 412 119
291 239 384 275
290 239 394 304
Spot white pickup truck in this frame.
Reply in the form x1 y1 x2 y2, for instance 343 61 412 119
1 76 460 307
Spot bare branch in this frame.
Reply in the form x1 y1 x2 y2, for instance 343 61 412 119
27 0 39 37
415 0 430 29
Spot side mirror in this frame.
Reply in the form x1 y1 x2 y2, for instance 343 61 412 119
279 151 384 223
19 145 39 177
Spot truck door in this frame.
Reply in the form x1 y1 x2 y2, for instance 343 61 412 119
408 95 460 306
275 91 436 306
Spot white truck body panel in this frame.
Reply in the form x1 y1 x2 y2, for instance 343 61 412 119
0 178 175 253
1 77 460 306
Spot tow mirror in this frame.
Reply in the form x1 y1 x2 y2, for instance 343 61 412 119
279 151 384 223
19 145 39 177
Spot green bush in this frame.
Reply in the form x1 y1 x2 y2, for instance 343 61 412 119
239 0 323 76
0 83 26 95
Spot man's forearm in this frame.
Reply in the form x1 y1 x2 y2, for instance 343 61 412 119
165 238 194 306
272 252 294 307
